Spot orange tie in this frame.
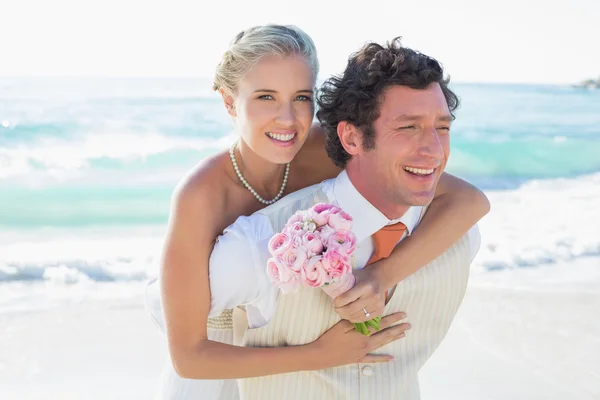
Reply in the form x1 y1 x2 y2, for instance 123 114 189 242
365 222 407 302
366 222 407 266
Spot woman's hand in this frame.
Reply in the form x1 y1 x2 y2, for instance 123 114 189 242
313 312 411 368
332 267 387 323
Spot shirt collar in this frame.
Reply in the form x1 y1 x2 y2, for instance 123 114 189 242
331 170 423 243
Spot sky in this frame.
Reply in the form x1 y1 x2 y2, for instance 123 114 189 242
1 0 598 84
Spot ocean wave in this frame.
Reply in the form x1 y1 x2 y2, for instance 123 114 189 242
0 130 236 181
473 173 600 272
1 173 599 286
0 232 162 284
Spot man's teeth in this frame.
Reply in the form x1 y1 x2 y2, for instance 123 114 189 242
403 166 435 175
267 132 295 142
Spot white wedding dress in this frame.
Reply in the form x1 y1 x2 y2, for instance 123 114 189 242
145 279 240 400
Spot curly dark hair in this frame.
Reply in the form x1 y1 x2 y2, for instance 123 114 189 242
316 37 460 168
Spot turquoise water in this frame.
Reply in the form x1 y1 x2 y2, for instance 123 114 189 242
1 78 600 229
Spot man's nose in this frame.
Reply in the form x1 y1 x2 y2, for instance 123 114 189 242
419 127 444 161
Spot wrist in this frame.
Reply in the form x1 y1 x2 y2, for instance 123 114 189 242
371 258 397 291
301 339 338 371
302 342 330 371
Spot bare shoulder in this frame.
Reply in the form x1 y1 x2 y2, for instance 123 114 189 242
170 151 231 229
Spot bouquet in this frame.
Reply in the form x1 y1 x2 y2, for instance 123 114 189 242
266 203 381 335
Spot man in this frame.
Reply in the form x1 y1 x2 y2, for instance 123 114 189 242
204 38 481 399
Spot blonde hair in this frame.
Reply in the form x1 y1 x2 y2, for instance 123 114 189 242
213 24 319 95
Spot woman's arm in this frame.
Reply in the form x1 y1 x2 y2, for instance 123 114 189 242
333 172 490 321
159 161 408 380
375 172 489 285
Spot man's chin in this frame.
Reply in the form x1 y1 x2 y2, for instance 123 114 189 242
407 191 435 207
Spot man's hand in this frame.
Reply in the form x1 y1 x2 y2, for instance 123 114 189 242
333 267 387 323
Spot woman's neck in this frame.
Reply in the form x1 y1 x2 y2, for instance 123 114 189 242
233 139 287 198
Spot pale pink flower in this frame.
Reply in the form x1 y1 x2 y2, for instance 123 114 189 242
292 235 304 248
267 257 298 293
285 221 305 238
268 233 292 257
327 230 357 255
327 210 353 231
287 210 306 225
280 247 309 274
302 231 324 255
323 247 352 279
301 256 330 287
309 203 341 226
317 224 336 245
313 203 338 214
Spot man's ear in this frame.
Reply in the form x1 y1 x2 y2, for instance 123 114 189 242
219 88 236 117
337 121 362 156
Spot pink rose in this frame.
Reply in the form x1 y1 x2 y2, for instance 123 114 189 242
317 224 336 245
327 210 353 231
268 232 292 257
308 203 339 226
285 221 305 238
267 257 299 293
301 256 330 287
302 232 324 255
327 230 357 255
292 235 303 248
323 247 352 279
313 203 338 214
287 210 307 225
280 247 308 274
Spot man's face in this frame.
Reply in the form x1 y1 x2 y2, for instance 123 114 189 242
354 83 452 217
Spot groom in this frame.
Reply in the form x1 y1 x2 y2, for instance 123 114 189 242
197 38 476 399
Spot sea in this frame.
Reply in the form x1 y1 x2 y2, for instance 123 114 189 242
1 77 599 313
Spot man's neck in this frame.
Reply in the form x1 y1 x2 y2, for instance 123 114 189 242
344 166 410 221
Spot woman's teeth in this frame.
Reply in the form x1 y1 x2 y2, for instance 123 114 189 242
403 166 435 175
267 132 295 142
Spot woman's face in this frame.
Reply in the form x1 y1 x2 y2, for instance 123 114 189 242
227 54 315 165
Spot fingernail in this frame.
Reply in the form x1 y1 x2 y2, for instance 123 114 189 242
398 333 405 338
406 324 412 330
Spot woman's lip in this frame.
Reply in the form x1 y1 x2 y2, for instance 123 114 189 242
266 133 297 147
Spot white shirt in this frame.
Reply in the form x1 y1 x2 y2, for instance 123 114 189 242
208 170 480 329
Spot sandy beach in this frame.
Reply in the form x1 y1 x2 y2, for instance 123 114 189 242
2 258 598 400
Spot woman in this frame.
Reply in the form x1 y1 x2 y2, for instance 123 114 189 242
148 24 489 399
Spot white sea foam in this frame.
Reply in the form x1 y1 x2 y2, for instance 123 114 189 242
0 130 236 182
1 173 598 312
473 172 600 272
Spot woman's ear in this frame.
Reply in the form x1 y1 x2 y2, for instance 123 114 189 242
219 88 236 117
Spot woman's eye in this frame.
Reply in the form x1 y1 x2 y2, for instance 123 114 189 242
296 95 313 101
258 95 274 100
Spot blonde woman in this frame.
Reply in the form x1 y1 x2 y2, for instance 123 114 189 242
146 24 489 399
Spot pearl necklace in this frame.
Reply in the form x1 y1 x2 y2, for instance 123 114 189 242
229 142 290 205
